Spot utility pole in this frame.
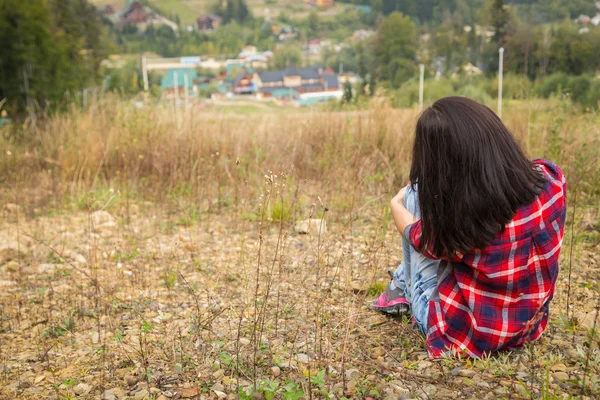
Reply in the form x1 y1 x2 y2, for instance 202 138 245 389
498 47 504 118
142 54 149 93
174 71 180 128
184 73 189 111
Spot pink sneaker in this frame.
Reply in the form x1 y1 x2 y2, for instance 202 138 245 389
372 284 411 316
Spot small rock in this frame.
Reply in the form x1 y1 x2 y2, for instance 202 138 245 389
552 371 569 381
294 219 327 235
551 363 567 372
270 366 281 377
74 383 92 396
91 331 100 344
458 369 476 378
417 360 432 370
239 338 250 346
37 264 59 274
350 282 367 294
157 396 168 400
102 389 117 400
575 311 599 330
103 387 126 400
295 353 310 363
134 389 149 400
113 388 127 399
213 369 225 380
278 361 296 370
125 375 138 386
214 390 227 399
179 387 201 398
493 386 509 395
476 380 491 389
4 203 21 213
4 260 18 272
346 378 357 391
370 347 385 358
345 368 360 379
150 387 161 395
212 383 225 392
91 210 116 228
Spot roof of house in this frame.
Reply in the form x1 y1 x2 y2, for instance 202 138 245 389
259 86 287 94
258 66 322 83
323 74 339 88
197 14 222 22
232 69 254 86
161 68 198 89
299 67 321 79
258 70 285 83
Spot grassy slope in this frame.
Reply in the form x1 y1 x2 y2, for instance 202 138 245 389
91 0 347 27
1 99 599 400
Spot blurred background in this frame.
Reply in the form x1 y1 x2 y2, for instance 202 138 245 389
0 0 599 118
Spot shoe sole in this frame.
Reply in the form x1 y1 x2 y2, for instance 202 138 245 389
372 304 410 316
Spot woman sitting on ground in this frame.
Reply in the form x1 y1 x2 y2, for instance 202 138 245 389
373 97 567 358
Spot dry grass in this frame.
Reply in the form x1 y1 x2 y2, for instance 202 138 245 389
1 97 600 400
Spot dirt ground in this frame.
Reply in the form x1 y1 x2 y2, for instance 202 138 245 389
1 195 599 400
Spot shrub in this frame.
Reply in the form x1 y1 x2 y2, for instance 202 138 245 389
534 73 570 98
567 75 592 104
394 78 454 107
457 85 493 106
579 79 600 110
497 74 532 100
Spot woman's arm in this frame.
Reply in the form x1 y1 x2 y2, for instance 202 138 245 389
390 186 418 235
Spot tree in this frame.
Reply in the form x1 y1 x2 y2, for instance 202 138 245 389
491 0 508 46
271 46 302 70
374 12 417 87
308 10 319 36
342 81 353 103
0 0 106 116
212 0 253 25
548 22 595 75
0 0 53 115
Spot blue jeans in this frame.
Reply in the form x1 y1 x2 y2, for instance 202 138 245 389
392 185 439 334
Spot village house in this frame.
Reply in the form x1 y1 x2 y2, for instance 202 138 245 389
237 46 273 70
272 25 299 41
352 29 375 41
231 67 256 95
254 65 340 98
304 0 335 7
160 68 198 96
106 1 178 33
197 15 222 31
307 40 321 55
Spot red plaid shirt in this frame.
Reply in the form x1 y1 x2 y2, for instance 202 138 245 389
406 160 567 358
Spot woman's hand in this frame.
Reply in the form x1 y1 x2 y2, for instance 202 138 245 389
390 185 417 235
392 186 407 206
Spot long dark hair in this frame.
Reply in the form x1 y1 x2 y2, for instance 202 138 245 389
410 96 546 258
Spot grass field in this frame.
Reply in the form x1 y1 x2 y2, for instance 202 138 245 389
1 97 600 399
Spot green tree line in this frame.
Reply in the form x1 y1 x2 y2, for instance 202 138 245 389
0 0 108 116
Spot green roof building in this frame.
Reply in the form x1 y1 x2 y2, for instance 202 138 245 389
161 68 198 90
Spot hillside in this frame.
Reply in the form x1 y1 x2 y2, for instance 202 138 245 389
90 0 347 26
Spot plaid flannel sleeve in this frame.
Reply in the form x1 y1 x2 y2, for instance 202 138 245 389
404 221 464 262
